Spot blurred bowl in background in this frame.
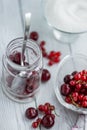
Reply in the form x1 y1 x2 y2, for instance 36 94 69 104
42 0 87 43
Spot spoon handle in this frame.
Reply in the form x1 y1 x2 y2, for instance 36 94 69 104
21 12 31 66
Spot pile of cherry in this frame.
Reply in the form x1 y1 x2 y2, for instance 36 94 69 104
25 102 57 129
61 70 87 108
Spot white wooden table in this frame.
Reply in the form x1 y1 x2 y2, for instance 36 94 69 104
0 0 87 130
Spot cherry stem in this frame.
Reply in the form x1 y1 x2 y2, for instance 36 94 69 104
54 110 60 117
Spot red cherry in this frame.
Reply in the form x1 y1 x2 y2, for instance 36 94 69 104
72 92 79 102
61 84 71 96
45 109 51 115
29 31 39 41
71 71 78 76
78 94 84 101
82 70 87 74
41 69 51 82
38 105 44 111
25 107 38 119
75 84 81 91
65 96 72 104
82 101 87 108
83 96 87 101
36 118 42 124
69 80 76 86
32 122 38 128
64 74 72 84
74 73 81 80
81 75 87 81
9 51 25 65
41 114 54 128
44 102 51 107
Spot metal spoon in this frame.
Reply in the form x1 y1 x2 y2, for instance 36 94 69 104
11 13 31 93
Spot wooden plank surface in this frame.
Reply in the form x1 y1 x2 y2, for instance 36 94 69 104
1 0 86 130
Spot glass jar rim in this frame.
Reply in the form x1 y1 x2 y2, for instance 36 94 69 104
6 37 42 71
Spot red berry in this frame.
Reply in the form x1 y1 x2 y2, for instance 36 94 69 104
45 109 52 115
30 31 39 41
78 94 84 101
69 80 76 86
74 73 81 80
51 114 55 119
43 105 49 112
72 92 78 102
83 96 87 101
38 105 44 111
41 114 54 128
25 107 38 119
41 69 51 82
82 101 87 108
65 96 72 104
40 41 46 47
81 75 87 81
36 118 42 123
9 51 25 65
61 84 71 96
44 102 51 107
75 84 81 91
32 122 38 128
48 60 54 66
64 74 72 84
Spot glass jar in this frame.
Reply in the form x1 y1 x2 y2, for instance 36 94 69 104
1 37 43 103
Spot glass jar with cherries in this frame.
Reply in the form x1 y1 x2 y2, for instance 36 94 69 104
1 37 43 103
